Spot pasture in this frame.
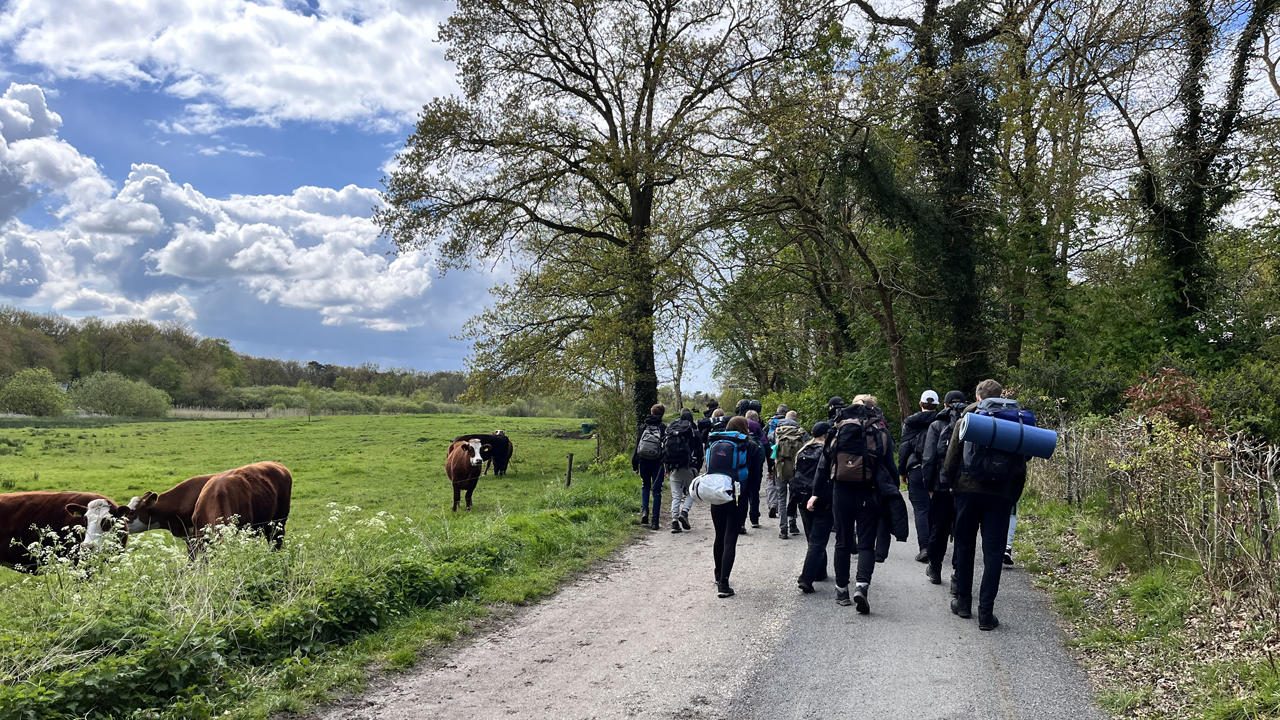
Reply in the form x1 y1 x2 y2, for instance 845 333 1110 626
0 415 635 719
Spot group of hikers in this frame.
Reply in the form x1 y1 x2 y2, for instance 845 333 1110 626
631 378 1027 631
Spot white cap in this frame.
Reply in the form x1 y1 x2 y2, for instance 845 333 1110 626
920 390 939 404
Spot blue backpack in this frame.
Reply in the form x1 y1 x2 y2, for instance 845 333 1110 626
706 431 751 488
964 398 1036 484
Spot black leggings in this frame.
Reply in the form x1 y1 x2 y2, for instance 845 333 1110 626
710 496 750 583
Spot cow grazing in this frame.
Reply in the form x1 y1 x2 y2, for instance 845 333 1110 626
0 491 128 573
446 438 485 511
454 432 514 476
128 462 291 553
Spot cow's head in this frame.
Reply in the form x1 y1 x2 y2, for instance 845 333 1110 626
122 492 160 533
468 438 486 466
493 429 505 436
68 499 129 552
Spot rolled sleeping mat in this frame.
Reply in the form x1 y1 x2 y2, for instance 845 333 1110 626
958 413 1058 459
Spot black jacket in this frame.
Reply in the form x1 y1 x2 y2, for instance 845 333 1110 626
811 422 899 502
631 415 666 471
942 401 1027 502
898 409 939 474
922 403 964 492
665 419 705 471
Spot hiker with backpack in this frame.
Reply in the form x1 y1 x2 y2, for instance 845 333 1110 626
764 404 789 517
631 403 667 531
942 379 1032 631
899 390 942 563
794 421 833 593
852 395 909 564
771 410 807 539
664 409 704 533
808 396 899 614
702 415 765 598
742 408 768 530
922 390 967 589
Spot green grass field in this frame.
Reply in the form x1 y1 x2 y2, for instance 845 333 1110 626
0 415 635 720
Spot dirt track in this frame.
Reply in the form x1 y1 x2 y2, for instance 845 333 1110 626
315 498 1104 720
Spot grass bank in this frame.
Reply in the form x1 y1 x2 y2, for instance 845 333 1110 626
0 415 637 719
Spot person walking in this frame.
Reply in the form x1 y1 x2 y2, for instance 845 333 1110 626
631 403 667 531
857 396 908 564
764 404 789 518
706 416 765 598
664 409 703 533
809 396 898 614
794 421 833 593
743 409 768 530
922 390 967 588
772 410 807 538
943 379 1029 630
899 390 941 563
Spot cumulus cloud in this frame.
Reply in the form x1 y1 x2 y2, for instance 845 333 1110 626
0 0 456 132
0 83 442 331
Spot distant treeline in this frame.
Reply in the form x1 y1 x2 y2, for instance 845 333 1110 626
0 305 472 410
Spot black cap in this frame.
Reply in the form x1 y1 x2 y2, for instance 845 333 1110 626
811 421 832 437
827 396 844 407
944 390 966 404
735 399 751 414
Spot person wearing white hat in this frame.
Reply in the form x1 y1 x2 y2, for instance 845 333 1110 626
898 389 942 563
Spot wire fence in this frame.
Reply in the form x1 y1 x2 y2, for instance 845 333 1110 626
1030 417 1280 621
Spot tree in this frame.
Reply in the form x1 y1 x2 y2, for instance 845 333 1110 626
0 368 68 416
379 0 837 427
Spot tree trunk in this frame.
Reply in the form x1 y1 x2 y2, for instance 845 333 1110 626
628 186 660 428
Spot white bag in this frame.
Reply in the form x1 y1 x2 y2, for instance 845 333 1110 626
689 473 738 505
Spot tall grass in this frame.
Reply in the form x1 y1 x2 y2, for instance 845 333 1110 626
0 474 636 719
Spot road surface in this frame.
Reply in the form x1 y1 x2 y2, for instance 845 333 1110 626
314 499 1104 720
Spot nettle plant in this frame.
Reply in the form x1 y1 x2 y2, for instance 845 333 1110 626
1123 367 1213 429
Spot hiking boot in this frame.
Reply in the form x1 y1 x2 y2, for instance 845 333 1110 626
769 508 778 519
739 525 748 535
835 586 852 606
853 584 870 614
797 579 815 594
639 514 648 526
650 516 661 531
1003 547 1014 566
978 609 1000 631
788 519 800 534
949 574 958 597
926 564 942 585
751 521 762 529
717 581 735 598
914 549 929 563
951 598 972 619
671 520 682 533
779 530 789 539
679 512 691 530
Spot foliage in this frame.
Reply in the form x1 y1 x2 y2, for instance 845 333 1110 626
0 415 635 719
1124 367 1213 428
70 372 172 417
0 368 67 417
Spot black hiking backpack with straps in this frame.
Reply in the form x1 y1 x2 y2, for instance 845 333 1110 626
790 440 825 496
662 419 696 469
827 404 885 484
636 423 664 461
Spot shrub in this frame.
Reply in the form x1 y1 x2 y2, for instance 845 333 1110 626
70 372 172 417
1124 367 1212 428
0 368 68 416
379 398 420 415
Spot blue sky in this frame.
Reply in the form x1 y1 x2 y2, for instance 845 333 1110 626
0 0 500 372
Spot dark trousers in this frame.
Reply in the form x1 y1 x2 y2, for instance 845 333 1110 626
797 493 833 582
747 464 762 524
907 467 931 551
832 484 879 587
928 489 957 570
638 460 663 518
711 495 750 582
953 492 1014 612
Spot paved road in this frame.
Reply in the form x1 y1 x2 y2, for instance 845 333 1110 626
314 498 1105 720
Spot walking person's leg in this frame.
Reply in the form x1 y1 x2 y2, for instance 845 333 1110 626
831 486 854 601
778 480 791 537
680 473 695 523
927 489 955 583
640 474 652 523
907 468 931 558
668 469 684 532
747 472 761 528
951 493 981 617
766 473 779 518
710 502 729 583
852 489 879 613
1004 502 1018 565
649 465 663 530
978 496 1014 628
717 499 748 597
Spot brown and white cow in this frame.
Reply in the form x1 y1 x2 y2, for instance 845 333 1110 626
454 432 513 476
445 438 485 511
0 491 128 573
127 462 292 552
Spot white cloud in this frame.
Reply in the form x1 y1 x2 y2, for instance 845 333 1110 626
0 0 456 132
0 82 441 331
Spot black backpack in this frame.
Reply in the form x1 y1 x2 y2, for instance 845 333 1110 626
663 419 695 469
636 423 664 461
791 440 825 495
827 404 885 484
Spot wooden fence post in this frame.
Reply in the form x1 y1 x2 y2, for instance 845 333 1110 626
1213 460 1226 567
566 453 574 488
